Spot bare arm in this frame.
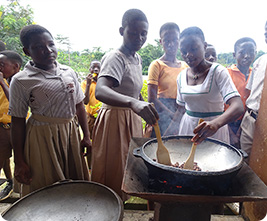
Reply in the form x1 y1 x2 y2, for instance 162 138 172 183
192 96 244 144
95 76 159 125
76 101 92 154
83 74 93 105
11 116 32 185
0 72 10 100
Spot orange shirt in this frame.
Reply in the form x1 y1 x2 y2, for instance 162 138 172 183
148 59 188 99
226 64 251 120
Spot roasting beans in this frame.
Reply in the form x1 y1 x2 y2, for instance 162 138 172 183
153 158 202 171
172 162 202 171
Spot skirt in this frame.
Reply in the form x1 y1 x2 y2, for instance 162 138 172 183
22 114 89 196
91 104 143 199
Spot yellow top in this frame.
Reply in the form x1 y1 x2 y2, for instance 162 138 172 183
81 80 100 116
148 59 188 99
0 79 11 124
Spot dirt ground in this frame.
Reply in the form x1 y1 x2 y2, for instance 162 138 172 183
0 198 245 221
0 206 244 221
123 210 244 221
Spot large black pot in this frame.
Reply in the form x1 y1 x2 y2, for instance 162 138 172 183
133 136 243 195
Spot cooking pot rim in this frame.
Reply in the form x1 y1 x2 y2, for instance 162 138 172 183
2 180 124 218
139 135 243 176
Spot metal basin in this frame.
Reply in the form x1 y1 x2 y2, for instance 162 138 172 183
133 136 243 195
2 181 123 221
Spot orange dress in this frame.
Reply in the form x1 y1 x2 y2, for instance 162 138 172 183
148 59 188 99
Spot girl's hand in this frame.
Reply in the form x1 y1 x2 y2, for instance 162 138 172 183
131 101 159 125
191 120 219 144
80 136 92 156
14 161 32 185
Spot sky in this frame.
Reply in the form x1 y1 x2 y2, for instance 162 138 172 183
3 0 267 53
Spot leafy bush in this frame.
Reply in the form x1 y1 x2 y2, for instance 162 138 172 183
140 79 148 102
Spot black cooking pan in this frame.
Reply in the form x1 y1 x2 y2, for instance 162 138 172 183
2 180 123 221
133 135 243 195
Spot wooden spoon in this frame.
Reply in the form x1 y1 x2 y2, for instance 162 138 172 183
153 120 172 166
183 118 204 170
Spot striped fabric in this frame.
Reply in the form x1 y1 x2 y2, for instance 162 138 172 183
9 61 84 125
186 109 223 118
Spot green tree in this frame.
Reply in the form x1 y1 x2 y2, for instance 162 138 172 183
82 47 107 62
55 34 72 65
0 0 34 64
255 50 265 61
138 40 164 75
217 52 235 67
56 46 105 80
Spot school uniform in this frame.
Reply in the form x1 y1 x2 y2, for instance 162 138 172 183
91 50 143 199
240 54 267 158
9 61 89 196
148 59 188 135
0 79 12 164
224 65 251 136
177 63 240 143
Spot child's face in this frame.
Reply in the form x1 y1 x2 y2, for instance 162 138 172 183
180 35 206 67
205 46 217 62
23 32 57 70
0 55 19 79
90 63 101 74
90 62 101 80
234 42 256 68
160 29 179 57
121 20 148 52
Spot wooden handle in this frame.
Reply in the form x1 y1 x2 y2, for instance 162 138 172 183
194 118 204 141
153 121 163 143
198 118 204 127
151 103 163 143
151 103 172 165
183 118 204 170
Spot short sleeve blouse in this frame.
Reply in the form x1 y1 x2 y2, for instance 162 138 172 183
176 63 240 113
98 50 143 99
147 59 188 99
9 61 84 119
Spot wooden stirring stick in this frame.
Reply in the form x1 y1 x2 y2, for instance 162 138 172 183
183 118 204 170
153 120 172 166
150 102 172 166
